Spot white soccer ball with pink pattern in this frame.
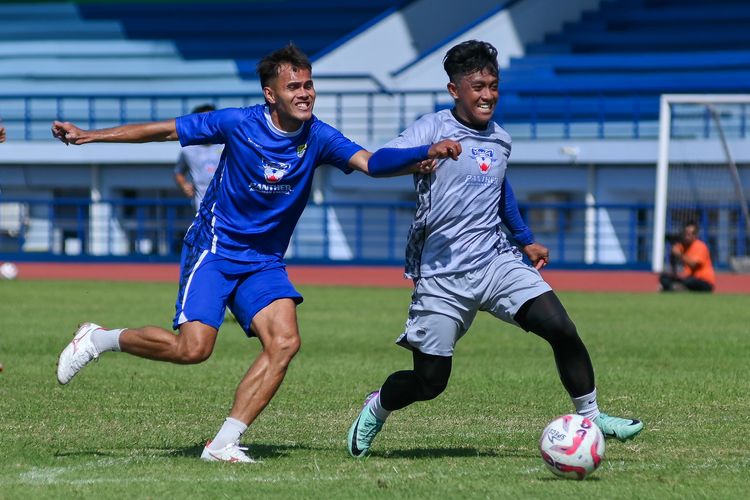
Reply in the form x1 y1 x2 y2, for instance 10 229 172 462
539 413 605 480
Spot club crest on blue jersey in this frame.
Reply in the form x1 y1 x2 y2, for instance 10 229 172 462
296 143 307 158
249 160 293 194
471 147 495 174
263 160 290 184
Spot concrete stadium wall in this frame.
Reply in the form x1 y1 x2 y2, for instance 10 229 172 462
314 0 604 90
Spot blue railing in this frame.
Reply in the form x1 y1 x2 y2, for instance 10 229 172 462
2 92 748 142
0 197 746 269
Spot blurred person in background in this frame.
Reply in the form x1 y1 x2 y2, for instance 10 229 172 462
173 104 223 211
660 221 715 292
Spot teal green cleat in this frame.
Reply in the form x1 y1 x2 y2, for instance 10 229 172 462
594 413 644 442
347 391 385 458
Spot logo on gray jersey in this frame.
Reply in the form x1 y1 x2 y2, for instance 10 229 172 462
471 147 495 174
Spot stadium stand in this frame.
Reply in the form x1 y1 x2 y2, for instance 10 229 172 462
0 3 244 97
4 0 748 132
0 1 402 91
77 1 404 77
497 0 750 126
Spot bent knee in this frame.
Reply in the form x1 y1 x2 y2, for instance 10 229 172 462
423 381 448 400
269 332 301 361
532 313 579 343
177 338 214 364
419 374 449 400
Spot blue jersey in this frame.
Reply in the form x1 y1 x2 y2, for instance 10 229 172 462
176 105 363 262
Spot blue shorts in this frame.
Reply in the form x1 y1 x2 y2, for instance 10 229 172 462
173 244 303 336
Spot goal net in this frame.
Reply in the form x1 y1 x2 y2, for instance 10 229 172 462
652 94 750 273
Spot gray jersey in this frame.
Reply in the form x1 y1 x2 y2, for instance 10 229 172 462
174 144 224 209
384 109 518 278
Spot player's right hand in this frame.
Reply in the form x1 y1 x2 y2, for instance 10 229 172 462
428 140 462 160
182 183 196 198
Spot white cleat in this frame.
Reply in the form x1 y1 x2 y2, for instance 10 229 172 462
200 440 258 463
56 322 102 385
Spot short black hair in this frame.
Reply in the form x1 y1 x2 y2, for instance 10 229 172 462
443 40 499 83
256 43 312 88
191 104 216 114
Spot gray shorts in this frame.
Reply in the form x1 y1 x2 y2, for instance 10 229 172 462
396 253 552 357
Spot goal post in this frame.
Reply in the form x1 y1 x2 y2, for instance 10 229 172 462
652 94 750 273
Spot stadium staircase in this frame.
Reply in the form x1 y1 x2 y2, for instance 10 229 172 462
495 0 750 129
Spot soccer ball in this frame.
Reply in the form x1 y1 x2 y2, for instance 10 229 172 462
539 414 605 480
0 262 18 280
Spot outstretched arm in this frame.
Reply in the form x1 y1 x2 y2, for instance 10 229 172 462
348 139 462 176
51 119 178 145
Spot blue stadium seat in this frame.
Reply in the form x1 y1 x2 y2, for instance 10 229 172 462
495 0 750 124
78 1 402 64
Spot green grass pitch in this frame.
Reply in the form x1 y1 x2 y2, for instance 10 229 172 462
1 280 748 498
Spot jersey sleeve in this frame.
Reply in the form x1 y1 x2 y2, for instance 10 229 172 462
500 176 534 246
175 108 245 147
383 113 439 149
316 123 364 173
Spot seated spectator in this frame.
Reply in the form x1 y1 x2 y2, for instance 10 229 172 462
660 221 715 292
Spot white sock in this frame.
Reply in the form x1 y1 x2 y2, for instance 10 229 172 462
572 388 600 420
209 417 248 450
368 392 391 421
91 328 124 353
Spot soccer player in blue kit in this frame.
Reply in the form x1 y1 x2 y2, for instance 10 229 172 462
52 44 460 463
347 40 644 458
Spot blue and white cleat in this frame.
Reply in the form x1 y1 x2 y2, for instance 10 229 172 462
594 413 643 442
347 390 384 458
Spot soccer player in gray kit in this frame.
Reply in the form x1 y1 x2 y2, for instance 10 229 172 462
348 40 643 458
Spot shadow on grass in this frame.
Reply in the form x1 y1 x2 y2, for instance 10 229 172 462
54 450 114 458
377 446 537 459
56 442 320 461
538 475 602 482
168 442 319 460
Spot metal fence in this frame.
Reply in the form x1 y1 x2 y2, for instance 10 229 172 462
2 92 749 143
1 196 746 269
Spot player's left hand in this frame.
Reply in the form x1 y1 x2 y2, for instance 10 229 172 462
523 242 549 270
411 140 462 174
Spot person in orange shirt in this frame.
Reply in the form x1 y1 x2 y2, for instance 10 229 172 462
660 221 715 292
